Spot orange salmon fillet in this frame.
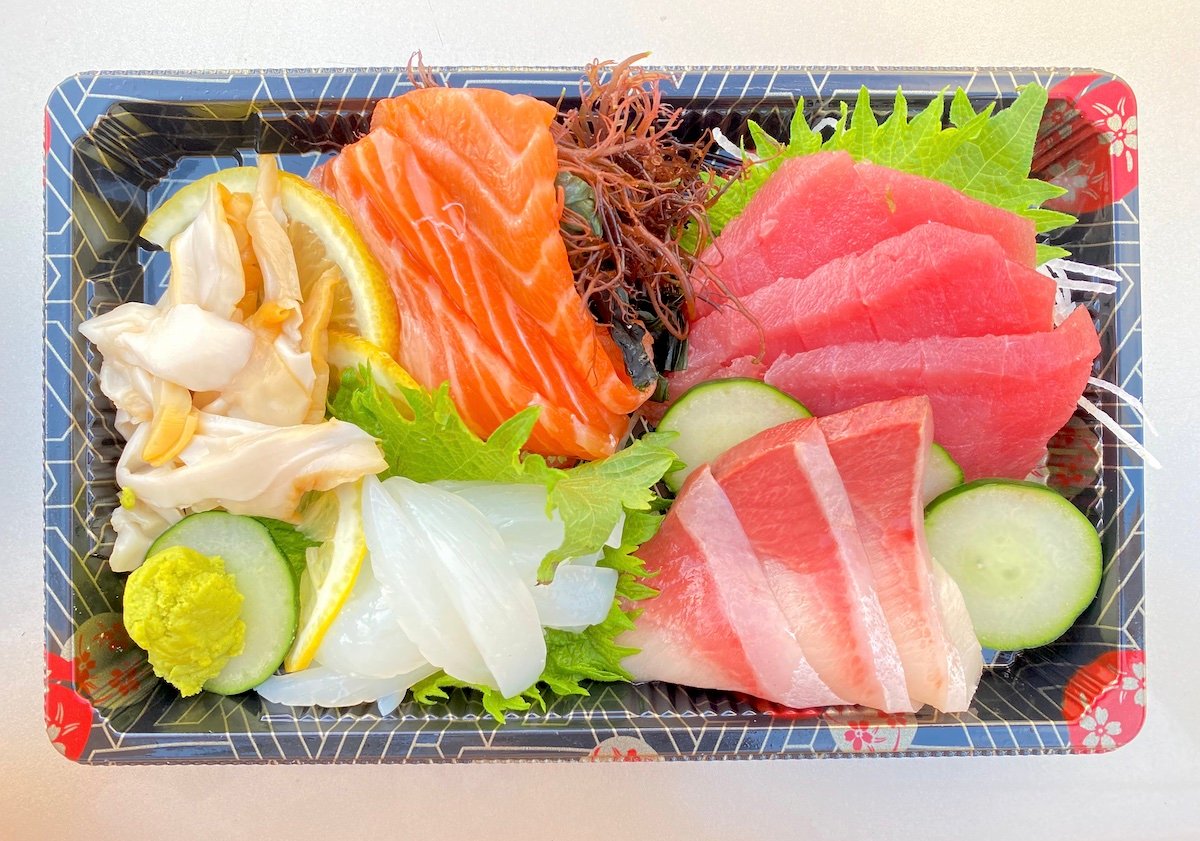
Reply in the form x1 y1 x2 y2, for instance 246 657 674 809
321 87 646 459
321 156 624 458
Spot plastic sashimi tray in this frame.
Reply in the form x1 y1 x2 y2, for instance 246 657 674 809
43 67 1146 763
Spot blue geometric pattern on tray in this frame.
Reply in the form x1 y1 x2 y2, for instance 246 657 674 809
44 67 1144 763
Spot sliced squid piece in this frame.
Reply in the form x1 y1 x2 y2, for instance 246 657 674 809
531 564 618 631
380 477 546 698
361 476 493 687
433 480 564 579
315 554 426 680
256 662 436 709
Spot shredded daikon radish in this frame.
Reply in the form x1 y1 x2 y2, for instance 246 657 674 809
1044 258 1123 283
1056 278 1117 294
712 127 758 162
1076 396 1161 468
812 116 839 134
1087 377 1158 435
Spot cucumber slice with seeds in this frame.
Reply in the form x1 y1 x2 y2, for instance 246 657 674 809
924 480 1102 650
149 512 299 695
658 378 811 492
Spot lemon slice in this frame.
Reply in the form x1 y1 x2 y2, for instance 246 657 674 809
285 480 367 673
327 330 420 406
141 166 399 355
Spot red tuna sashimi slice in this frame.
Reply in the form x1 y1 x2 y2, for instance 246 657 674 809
854 161 1038 267
816 396 970 712
623 467 843 708
692 151 899 315
764 306 1101 480
688 223 1056 371
711 419 910 712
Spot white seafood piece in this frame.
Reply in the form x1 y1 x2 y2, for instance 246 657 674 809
434 480 564 579
118 414 385 520
165 181 245 318
315 554 425 680
380 477 546 698
256 662 436 709
531 564 618 632
361 476 493 687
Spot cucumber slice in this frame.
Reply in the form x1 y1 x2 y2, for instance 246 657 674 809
922 443 965 507
149 512 299 695
658 378 811 492
924 480 1102 650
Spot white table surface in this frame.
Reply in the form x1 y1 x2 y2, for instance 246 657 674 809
3 1 1198 837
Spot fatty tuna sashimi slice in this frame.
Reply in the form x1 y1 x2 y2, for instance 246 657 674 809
370 88 646 417
623 467 843 708
711 420 910 712
619 476 760 696
765 306 1101 480
930 558 984 711
321 139 626 459
688 224 1056 371
854 161 1038 267
816 397 970 712
693 152 898 314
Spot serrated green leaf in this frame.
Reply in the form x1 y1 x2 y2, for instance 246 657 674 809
250 517 319 584
1036 243 1072 264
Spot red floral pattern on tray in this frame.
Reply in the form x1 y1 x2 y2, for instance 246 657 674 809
1037 74 1138 215
582 736 658 762
1064 649 1145 752
830 710 916 753
45 652 94 761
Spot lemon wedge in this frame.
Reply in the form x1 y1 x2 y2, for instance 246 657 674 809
285 480 367 673
327 331 420 414
141 166 399 356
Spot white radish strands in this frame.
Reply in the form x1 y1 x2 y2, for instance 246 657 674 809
1076 396 1162 469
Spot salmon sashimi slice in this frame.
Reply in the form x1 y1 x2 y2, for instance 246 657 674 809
371 87 646 417
687 223 1056 371
333 131 621 432
321 147 625 458
816 396 971 712
320 87 646 458
623 466 844 708
711 419 910 712
765 306 1101 480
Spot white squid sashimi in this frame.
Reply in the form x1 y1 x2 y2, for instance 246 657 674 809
315 554 426 680
570 514 626 567
361 476 493 687
531 564 619 631
381 477 546 698
433 480 564 579
256 662 436 710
